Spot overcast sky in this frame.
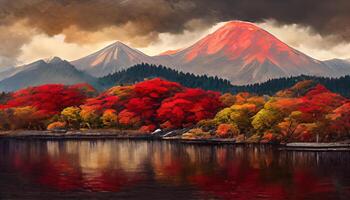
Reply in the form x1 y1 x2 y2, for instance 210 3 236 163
1 0 350 67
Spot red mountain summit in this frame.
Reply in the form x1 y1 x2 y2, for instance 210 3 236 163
156 21 335 85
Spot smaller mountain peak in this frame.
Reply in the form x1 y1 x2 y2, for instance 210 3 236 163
45 56 64 64
110 41 130 48
100 41 134 53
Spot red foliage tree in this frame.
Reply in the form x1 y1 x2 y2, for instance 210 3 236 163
327 102 350 139
157 88 222 129
80 79 185 129
298 84 346 122
0 84 91 115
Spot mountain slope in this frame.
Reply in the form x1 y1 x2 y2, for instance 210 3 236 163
323 58 350 74
0 57 100 92
71 41 155 77
154 21 338 85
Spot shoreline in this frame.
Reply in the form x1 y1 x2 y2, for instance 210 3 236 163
1 130 350 151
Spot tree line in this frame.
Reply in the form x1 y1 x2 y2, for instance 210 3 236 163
99 63 350 97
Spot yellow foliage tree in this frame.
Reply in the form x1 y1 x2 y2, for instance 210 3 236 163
61 106 81 129
80 106 102 128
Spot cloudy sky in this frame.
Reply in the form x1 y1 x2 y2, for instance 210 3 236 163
1 0 350 68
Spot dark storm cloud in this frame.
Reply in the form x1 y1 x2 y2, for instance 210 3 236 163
1 0 350 41
1 0 350 66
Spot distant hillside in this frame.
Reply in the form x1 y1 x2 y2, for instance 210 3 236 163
98 63 233 92
235 75 350 97
0 57 101 92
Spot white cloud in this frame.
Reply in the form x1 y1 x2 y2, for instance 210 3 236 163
18 34 115 65
257 20 350 60
137 22 226 56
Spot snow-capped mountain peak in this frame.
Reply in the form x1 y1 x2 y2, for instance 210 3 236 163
71 41 154 77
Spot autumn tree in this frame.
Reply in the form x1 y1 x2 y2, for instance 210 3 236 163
219 93 236 107
251 97 300 135
0 84 92 130
80 105 102 129
157 88 222 129
118 110 141 129
61 106 81 129
216 123 240 138
215 103 259 135
101 109 118 128
326 102 350 140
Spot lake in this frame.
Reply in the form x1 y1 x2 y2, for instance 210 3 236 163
0 139 350 200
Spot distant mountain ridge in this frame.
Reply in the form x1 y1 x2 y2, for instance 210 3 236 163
323 58 350 74
0 57 100 92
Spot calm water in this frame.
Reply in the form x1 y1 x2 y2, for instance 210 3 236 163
0 140 350 200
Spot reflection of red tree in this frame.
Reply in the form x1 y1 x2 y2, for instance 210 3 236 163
37 158 83 191
189 161 337 200
11 154 143 192
189 163 287 200
12 156 83 191
83 171 143 192
292 170 335 200
161 160 184 177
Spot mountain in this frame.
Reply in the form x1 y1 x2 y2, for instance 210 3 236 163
0 57 100 92
0 66 29 81
0 67 15 81
323 58 350 74
62 21 350 85
71 41 155 77
154 21 339 85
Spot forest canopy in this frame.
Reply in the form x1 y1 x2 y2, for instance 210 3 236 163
0 78 349 143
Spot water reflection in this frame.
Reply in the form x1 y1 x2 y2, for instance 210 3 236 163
0 140 350 199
